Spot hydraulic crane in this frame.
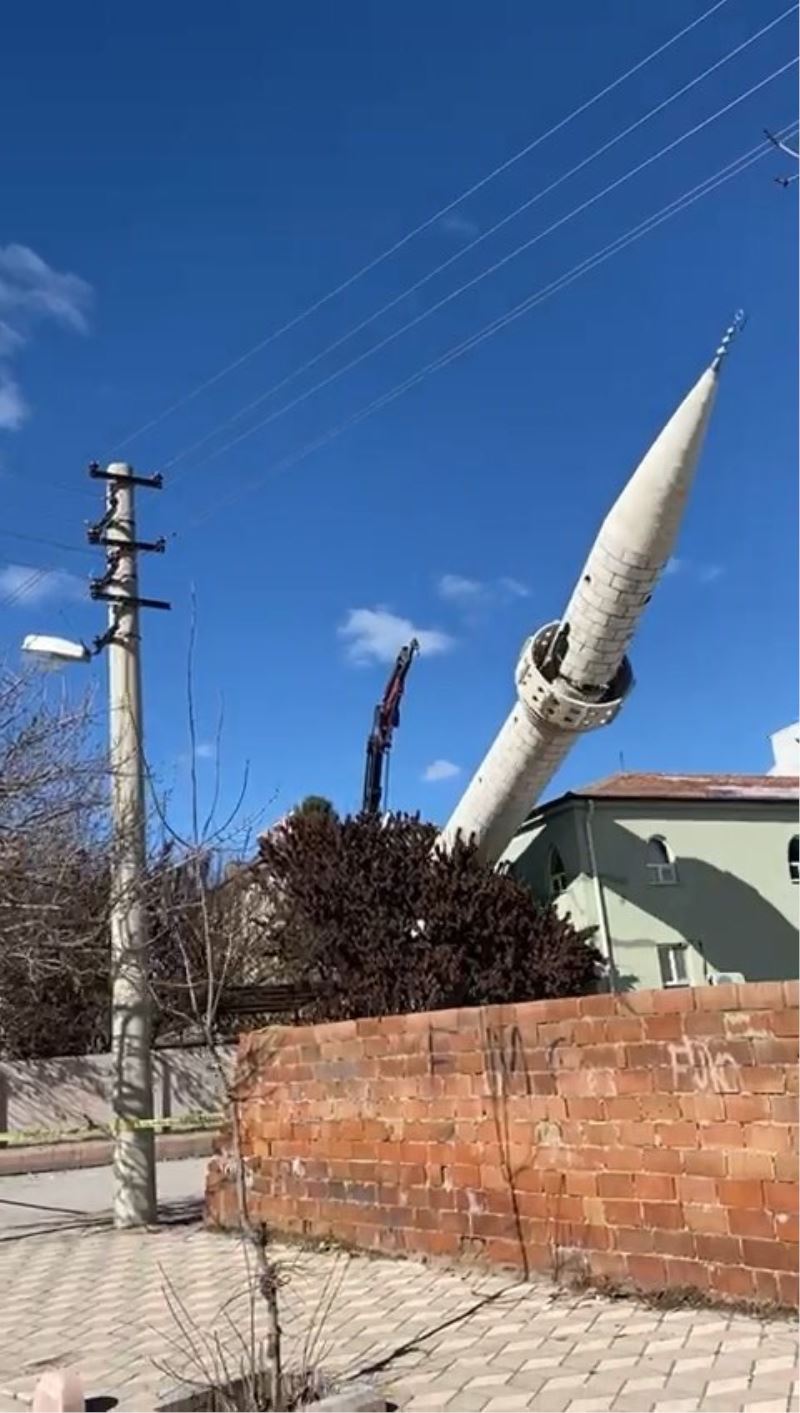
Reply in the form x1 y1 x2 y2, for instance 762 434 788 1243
362 638 419 815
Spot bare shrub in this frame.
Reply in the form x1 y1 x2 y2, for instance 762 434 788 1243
256 810 600 1020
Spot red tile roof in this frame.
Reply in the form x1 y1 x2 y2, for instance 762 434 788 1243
568 772 799 803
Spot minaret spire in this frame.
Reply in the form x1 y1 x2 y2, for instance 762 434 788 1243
711 309 747 373
437 318 741 865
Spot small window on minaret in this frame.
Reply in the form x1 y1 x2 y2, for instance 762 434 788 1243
789 836 799 884
646 835 677 885
549 847 568 898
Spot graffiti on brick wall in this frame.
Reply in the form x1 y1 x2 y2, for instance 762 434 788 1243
484 1023 533 1096
546 1033 606 1096
431 1021 743 1099
482 1026 594 1097
668 1039 740 1093
546 1036 567 1069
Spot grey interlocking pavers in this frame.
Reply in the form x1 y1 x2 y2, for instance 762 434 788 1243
0 1217 795 1412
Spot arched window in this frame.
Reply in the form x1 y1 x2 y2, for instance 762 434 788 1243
548 847 568 898
646 835 677 886
789 836 799 884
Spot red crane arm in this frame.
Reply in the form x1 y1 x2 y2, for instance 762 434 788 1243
362 638 419 814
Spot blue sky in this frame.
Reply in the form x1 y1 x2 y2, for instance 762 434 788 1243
0 0 796 841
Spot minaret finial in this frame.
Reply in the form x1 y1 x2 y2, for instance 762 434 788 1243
711 309 746 372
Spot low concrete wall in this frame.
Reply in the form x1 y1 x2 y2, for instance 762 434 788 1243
0 1045 234 1140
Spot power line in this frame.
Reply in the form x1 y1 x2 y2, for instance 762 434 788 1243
163 3 796 477
0 457 100 513
0 530 95 612
171 56 797 484
113 0 733 452
9 478 93 503
0 567 54 612
0 529 95 556
178 124 793 538
6 121 793 615
6 127 789 636
0 534 92 635
0 537 93 613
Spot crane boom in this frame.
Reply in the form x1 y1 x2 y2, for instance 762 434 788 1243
362 638 419 814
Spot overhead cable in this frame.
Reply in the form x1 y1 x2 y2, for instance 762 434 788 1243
178 123 793 537
0 529 95 556
114 0 734 451
164 4 796 476
173 57 798 482
5 122 792 614
0 567 54 612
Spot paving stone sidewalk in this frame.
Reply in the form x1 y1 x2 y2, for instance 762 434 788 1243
0 1219 796 1413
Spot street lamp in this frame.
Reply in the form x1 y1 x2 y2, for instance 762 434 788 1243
22 633 92 667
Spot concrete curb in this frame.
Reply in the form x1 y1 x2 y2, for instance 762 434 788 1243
0 1130 214 1177
157 1375 392 1412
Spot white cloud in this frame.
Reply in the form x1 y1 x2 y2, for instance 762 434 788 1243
438 573 485 603
0 375 28 430
439 212 480 241
498 576 530 599
697 563 725 584
176 739 218 770
338 607 455 665
0 322 24 357
422 759 461 783
665 556 724 585
0 244 92 436
0 245 91 333
0 563 85 606
437 573 530 611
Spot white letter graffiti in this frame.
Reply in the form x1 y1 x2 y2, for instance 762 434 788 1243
668 1039 739 1094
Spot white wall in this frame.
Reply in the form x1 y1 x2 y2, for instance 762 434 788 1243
770 723 800 776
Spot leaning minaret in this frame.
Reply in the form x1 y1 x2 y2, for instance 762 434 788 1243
437 315 744 864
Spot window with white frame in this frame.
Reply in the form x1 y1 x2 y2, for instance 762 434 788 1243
658 943 688 988
789 836 799 884
548 846 568 898
646 834 677 885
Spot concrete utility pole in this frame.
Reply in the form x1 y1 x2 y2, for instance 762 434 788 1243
88 461 169 1228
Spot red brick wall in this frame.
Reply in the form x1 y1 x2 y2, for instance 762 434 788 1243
206 981 799 1306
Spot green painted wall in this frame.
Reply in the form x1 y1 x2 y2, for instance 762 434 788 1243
503 799 799 988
